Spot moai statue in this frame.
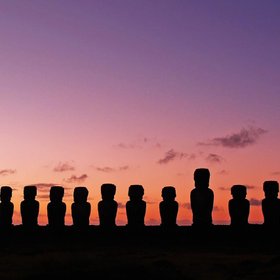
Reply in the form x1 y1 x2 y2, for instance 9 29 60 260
126 184 146 228
47 186 66 229
190 168 214 227
20 185 39 228
98 183 118 228
262 180 280 227
0 186 14 228
71 186 91 228
228 185 250 227
159 186 178 228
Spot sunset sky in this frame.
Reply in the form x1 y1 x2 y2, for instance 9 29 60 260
0 0 279 226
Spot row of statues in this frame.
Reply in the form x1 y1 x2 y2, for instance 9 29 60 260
0 168 279 229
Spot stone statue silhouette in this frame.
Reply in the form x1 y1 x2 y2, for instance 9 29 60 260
228 185 250 227
0 186 14 228
190 168 214 227
20 185 39 228
98 183 118 228
262 180 280 227
126 184 146 228
71 186 91 228
159 186 178 228
47 186 66 229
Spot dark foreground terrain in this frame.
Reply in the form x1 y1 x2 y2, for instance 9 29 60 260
0 225 280 280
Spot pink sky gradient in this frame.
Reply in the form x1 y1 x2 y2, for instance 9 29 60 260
0 0 279 225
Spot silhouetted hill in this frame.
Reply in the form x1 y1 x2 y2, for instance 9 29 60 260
0 225 280 280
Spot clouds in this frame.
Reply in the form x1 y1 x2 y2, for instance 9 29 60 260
157 149 195 165
181 202 191 209
94 165 130 173
53 162 75 172
219 185 257 191
64 174 88 184
117 202 126 209
218 187 231 191
116 142 138 149
52 162 88 184
246 185 257 190
36 183 59 190
206 153 224 164
199 126 267 148
115 137 161 150
31 183 72 200
0 169 16 176
95 167 115 173
158 149 183 164
155 125 267 168
157 150 225 165
249 198 262 206
217 170 229 175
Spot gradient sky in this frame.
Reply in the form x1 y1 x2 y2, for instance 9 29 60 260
0 0 279 225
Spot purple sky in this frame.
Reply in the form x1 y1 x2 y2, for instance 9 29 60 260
0 0 279 225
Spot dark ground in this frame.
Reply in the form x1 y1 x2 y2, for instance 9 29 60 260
0 225 280 280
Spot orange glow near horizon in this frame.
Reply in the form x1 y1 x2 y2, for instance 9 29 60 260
5 165 277 226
